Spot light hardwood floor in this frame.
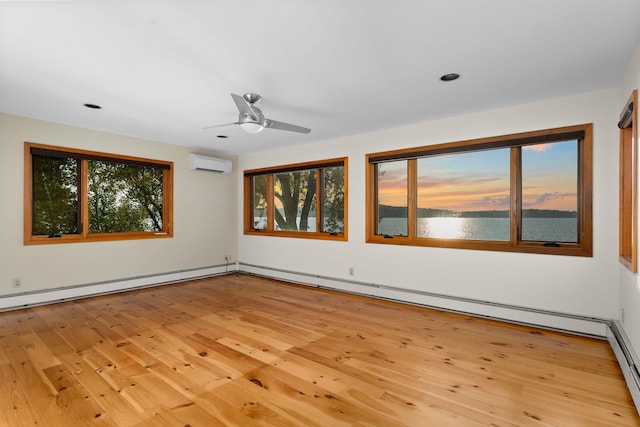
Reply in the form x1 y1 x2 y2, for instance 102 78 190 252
0 273 638 426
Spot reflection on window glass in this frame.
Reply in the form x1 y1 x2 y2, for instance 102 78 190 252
521 140 578 243
252 175 268 229
274 170 317 231
32 154 79 235
88 160 164 233
322 166 345 233
376 160 408 236
417 149 510 240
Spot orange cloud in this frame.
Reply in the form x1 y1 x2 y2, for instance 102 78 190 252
523 144 550 152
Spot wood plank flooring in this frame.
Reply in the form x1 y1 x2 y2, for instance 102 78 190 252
0 273 638 426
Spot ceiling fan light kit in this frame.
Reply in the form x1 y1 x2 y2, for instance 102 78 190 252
239 122 264 134
204 92 311 135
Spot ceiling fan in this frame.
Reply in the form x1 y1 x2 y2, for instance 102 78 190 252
204 93 311 134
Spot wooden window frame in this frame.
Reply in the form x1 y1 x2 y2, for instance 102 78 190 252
366 124 593 256
24 142 173 245
243 157 348 241
620 90 638 272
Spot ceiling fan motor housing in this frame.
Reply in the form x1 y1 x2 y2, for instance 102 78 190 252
241 105 264 125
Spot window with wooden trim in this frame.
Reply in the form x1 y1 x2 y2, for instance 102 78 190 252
244 158 347 240
25 142 173 245
366 124 593 256
619 90 638 272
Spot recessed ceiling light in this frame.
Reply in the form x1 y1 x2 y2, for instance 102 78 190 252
217 135 229 139
440 73 460 82
83 103 102 109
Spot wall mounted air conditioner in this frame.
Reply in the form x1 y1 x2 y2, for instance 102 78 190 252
188 153 232 174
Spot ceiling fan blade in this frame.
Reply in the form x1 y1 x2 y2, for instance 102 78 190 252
202 122 237 130
231 93 257 119
265 119 311 134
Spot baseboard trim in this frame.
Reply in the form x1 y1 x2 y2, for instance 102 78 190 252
0 263 235 312
1 262 607 336
608 321 640 414
239 262 609 338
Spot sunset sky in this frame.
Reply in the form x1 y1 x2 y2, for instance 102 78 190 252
377 141 578 212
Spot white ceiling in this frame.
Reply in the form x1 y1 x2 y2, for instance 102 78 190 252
1 0 639 155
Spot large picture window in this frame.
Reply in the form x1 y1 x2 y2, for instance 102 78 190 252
366 124 592 256
25 142 173 244
244 158 347 240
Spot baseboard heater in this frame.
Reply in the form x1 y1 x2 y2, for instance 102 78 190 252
239 262 609 337
608 321 640 412
0 264 233 312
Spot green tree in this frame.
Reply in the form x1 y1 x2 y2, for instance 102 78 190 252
88 161 163 233
322 166 344 233
32 155 79 235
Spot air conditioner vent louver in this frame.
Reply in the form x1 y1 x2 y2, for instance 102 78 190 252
188 153 232 174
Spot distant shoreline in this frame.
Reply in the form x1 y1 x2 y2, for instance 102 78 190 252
378 205 576 219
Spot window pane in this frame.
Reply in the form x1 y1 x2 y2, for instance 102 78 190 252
32 154 79 235
322 166 345 233
88 160 164 233
376 160 408 236
274 169 317 231
252 175 268 230
521 140 578 243
619 91 637 271
416 149 510 240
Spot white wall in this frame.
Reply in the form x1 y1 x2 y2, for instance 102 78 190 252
0 113 238 296
0 84 630 339
619 41 640 361
0 70 632 344
239 88 621 330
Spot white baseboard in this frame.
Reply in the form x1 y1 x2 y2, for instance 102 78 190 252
0 263 235 312
239 262 609 338
0 261 616 337
1 262 606 336
608 321 640 415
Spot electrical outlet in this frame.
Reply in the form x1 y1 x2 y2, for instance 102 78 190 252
224 254 230 263
621 308 626 324
12 278 21 289
348 267 354 276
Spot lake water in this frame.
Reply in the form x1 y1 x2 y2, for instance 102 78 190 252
379 217 577 243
